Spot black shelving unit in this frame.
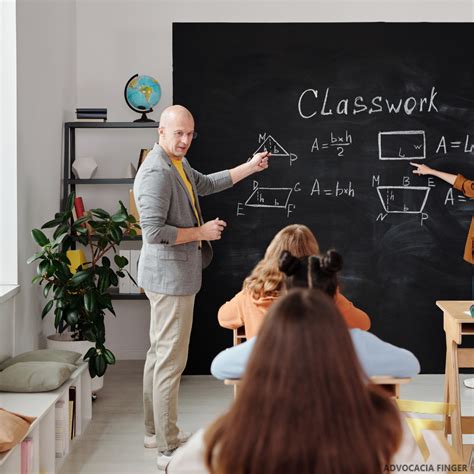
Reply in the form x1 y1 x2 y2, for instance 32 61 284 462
62 121 157 300
62 121 157 209
65 178 135 185
108 289 147 300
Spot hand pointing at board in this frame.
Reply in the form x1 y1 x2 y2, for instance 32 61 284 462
410 162 457 185
228 151 271 185
248 151 271 172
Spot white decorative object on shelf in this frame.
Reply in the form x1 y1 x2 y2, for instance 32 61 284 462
72 156 98 179
125 162 137 178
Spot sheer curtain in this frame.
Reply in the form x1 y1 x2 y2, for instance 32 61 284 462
0 0 18 286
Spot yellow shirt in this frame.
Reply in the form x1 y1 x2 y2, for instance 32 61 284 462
171 158 201 225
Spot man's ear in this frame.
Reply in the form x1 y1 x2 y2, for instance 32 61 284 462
158 127 164 138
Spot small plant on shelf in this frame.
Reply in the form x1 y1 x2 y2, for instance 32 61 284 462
28 193 140 377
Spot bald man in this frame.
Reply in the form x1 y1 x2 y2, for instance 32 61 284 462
133 105 270 469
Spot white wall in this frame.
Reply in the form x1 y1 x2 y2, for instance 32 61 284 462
74 0 473 360
0 299 15 362
4 0 472 361
0 0 77 357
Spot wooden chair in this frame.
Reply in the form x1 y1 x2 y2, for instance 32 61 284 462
233 326 246 346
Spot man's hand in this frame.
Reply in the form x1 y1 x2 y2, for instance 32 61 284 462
198 218 227 241
248 151 271 173
229 151 270 184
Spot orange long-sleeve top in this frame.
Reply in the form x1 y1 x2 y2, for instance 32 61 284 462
453 174 474 264
218 288 371 339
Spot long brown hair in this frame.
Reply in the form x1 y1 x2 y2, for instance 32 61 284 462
243 224 319 299
205 289 402 474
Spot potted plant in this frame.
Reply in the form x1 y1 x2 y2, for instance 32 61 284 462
28 193 140 385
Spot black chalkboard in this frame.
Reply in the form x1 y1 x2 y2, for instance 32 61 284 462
173 23 474 374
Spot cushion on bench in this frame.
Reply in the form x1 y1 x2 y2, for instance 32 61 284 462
0 349 81 371
0 362 77 392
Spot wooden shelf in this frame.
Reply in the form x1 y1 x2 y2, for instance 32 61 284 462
90 235 142 241
0 364 92 473
65 178 135 185
65 121 158 129
108 289 147 300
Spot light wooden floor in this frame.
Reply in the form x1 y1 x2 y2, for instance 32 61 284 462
59 360 474 473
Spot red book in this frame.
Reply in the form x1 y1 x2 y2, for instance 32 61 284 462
74 197 85 218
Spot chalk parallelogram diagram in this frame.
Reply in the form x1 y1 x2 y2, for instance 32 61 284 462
245 186 293 209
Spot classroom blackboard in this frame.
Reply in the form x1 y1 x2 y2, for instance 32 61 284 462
173 23 474 374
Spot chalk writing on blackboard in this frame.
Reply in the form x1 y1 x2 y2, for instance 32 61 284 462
378 131 426 160
297 86 439 118
236 181 301 218
444 188 474 205
436 134 474 155
310 179 355 197
376 186 430 214
245 186 293 209
311 130 352 157
251 133 298 165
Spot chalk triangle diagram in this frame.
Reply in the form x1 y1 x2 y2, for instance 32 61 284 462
253 135 289 156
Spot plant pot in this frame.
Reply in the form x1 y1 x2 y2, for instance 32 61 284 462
46 333 104 393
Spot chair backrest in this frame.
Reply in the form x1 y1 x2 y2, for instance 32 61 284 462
233 327 247 346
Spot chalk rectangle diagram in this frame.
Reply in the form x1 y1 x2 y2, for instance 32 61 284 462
245 187 293 209
376 186 430 214
378 131 426 160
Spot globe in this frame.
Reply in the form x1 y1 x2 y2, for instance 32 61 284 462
124 74 161 122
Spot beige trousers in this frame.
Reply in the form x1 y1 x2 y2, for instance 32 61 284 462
143 291 195 451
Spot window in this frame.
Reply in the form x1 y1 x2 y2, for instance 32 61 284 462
0 0 18 286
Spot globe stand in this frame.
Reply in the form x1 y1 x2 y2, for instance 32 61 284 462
134 111 155 123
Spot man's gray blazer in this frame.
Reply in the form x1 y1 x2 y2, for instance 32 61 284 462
133 143 233 295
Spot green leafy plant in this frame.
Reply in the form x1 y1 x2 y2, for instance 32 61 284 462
28 193 140 378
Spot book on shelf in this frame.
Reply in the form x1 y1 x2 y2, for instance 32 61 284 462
76 108 107 114
129 250 141 294
76 114 107 119
76 118 107 122
69 386 76 440
137 148 150 170
118 250 131 294
129 190 141 235
74 197 85 218
66 249 87 274
73 196 94 234
21 438 33 474
55 400 67 458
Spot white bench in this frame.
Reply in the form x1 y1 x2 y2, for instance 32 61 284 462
0 363 92 474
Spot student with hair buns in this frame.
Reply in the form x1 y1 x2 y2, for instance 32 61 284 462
211 250 420 380
217 224 370 338
167 290 450 474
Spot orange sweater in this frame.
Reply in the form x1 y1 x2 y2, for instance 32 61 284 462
453 174 473 264
218 288 371 339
